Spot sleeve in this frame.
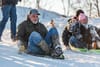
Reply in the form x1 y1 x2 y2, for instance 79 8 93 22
69 22 79 35
90 26 100 41
41 24 48 38
17 23 26 41
62 27 70 46
69 22 83 40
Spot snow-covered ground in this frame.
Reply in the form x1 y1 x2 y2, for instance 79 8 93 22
0 6 100 67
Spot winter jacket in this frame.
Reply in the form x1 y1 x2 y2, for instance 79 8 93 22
17 19 48 48
2 0 20 5
62 27 72 47
69 22 92 45
96 28 100 37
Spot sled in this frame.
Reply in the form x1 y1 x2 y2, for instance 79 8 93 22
69 44 100 54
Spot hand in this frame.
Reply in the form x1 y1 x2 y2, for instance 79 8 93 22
92 42 97 49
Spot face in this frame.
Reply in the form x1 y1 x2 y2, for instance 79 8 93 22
29 14 38 24
80 17 88 24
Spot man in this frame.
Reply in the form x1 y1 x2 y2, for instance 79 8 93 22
17 9 64 59
0 0 21 41
69 13 100 49
62 9 84 48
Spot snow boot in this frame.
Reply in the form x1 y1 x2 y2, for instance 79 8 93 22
51 45 64 59
51 35 64 59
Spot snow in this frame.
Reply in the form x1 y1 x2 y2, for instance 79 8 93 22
0 6 100 67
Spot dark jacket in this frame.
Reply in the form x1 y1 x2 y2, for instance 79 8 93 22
96 27 100 37
69 22 92 45
2 0 20 5
17 19 48 48
62 27 72 47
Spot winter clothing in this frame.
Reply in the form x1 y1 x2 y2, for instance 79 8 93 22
69 36 87 48
69 22 100 49
17 18 64 58
0 0 21 41
62 27 72 47
17 20 48 49
27 27 63 56
2 0 20 5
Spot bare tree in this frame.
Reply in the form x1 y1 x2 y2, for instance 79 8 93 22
86 0 92 17
89 2 92 17
67 0 70 16
36 0 41 9
61 0 66 15
95 0 100 17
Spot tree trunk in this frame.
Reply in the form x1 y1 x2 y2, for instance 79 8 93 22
61 0 66 15
36 0 40 9
95 0 100 17
89 3 92 17
67 0 70 16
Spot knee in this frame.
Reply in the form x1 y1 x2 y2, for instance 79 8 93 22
30 31 41 38
69 36 77 44
29 31 43 43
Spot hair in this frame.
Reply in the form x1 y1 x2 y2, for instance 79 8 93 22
76 9 84 17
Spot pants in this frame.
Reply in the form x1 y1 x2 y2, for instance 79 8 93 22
69 36 87 48
0 5 17 38
27 27 59 55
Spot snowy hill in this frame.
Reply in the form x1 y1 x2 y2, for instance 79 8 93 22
0 6 100 67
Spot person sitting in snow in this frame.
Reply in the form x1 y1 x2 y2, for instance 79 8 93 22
69 13 100 49
17 9 64 59
62 9 84 49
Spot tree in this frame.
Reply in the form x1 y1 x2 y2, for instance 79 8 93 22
36 0 40 9
67 0 70 16
61 0 66 15
95 0 100 17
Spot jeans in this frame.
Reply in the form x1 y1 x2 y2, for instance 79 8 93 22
27 27 59 55
69 36 87 48
0 5 17 38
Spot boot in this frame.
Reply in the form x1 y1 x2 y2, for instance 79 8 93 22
38 40 50 55
11 35 16 42
51 45 64 59
51 35 65 59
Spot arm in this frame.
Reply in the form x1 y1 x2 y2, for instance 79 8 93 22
40 23 48 38
69 22 82 39
62 27 71 47
17 22 26 43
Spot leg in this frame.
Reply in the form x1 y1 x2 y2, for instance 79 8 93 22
45 27 64 59
0 5 11 39
10 5 17 40
45 27 59 47
69 36 87 48
27 31 47 55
